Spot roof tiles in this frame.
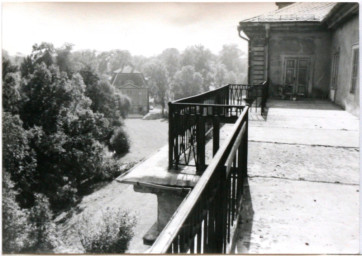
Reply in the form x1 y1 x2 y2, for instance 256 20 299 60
242 2 338 23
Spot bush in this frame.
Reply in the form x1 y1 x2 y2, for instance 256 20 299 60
77 208 136 253
98 157 122 181
26 194 58 253
2 178 59 254
2 172 31 253
116 93 131 119
108 127 130 156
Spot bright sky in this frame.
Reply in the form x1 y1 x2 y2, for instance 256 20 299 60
2 2 277 57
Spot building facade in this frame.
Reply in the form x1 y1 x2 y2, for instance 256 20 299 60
238 2 359 115
111 65 149 115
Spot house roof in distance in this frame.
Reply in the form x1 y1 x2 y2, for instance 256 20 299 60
242 2 338 23
113 65 142 74
111 64 147 88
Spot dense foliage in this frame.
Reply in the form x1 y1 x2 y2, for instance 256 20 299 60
77 208 136 253
68 44 247 114
2 45 132 253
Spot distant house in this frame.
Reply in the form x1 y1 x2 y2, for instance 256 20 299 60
111 65 149 115
238 2 359 115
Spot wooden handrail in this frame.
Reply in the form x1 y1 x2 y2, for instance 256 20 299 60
173 84 229 104
172 103 245 107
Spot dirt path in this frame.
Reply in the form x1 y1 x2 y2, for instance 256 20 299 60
55 118 168 253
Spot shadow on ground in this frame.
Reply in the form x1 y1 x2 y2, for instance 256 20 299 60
235 178 254 253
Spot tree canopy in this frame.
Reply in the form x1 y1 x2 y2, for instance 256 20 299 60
2 44 132 253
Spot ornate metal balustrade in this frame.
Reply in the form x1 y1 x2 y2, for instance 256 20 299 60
150 107 250 253
168 81 268 173
148 81 268 254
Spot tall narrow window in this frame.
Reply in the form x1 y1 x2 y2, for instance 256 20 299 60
350 46 359 94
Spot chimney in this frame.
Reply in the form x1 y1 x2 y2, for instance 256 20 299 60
276 2 294 9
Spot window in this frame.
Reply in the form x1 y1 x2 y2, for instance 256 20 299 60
350 46 359 94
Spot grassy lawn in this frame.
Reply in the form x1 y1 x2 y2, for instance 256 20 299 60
121 118 168 163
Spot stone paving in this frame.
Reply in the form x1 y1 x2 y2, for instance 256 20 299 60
235 99 360 254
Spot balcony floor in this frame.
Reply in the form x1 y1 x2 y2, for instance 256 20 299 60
235 99 359 254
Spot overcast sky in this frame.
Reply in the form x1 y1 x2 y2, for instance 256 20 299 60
2 2 276 57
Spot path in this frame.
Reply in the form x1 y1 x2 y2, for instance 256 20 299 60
235 99 359 253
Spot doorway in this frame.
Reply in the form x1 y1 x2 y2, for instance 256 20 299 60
283 57 312 97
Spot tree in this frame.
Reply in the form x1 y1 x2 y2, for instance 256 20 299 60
83 77 130 154
16 52 125 210
97 51 111 74
79 65 100 88
20 63 74 132
219 44 247 82
132 55 149 74
171 65 203 99
3 57 21 114
3 173 59 253
20 56 35 78
159 48 181 79
2 54 18 80
85 79 121 123
144 60 169 115
3 112 37 208
181 45 214 74
31 42 55 67
225 71 237 84
108 50 132 73
213 63 228 87
2 172 31 253
181 45 215 90
72 50 98 73
56 43 75 78
2 42 135 253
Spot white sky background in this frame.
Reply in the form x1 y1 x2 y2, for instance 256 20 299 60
2 2 277 57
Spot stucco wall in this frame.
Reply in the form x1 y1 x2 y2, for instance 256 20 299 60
268 31 332 98
331 15 359 116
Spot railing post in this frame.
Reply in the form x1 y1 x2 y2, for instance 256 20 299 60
215 166 227 253
196 116 206 174
168 102 174 170
213 117 220 156
244 110 249 178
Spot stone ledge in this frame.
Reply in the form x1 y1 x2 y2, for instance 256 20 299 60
116 145 200 188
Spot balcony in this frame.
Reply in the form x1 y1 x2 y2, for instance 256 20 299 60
118 81 269 253
118 83 359 254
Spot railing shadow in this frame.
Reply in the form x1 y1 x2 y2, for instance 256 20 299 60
235 177 254 253
249 105 269 121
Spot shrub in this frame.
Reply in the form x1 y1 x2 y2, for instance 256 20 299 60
77 208 136 253
3 173 60 253
98 157 122 181
116 93 131 119
2 172 31 253
108 127 130 156
26 194 58 253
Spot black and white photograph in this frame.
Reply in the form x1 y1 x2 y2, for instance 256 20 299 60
1 1 360 254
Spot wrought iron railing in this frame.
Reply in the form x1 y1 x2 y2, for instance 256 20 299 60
149 107 250 253
148 81 268 253
168 81 268 173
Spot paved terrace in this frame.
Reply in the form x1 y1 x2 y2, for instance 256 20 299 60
236 99 360 253
116 99 359 253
